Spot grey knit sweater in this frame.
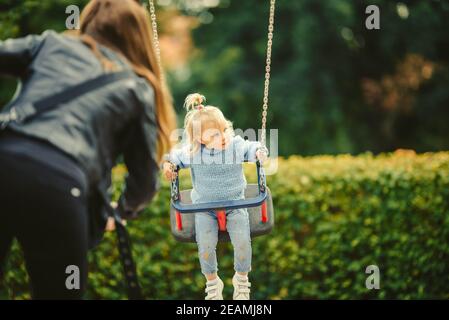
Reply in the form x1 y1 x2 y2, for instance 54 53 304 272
167 135 261 204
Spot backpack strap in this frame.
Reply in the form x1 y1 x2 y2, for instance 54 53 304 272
0 70 134 129
98 187 144 300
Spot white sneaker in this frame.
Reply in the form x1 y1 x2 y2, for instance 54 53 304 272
232 274 251 300
205 277 224 300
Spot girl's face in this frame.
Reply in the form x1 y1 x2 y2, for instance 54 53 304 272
198 121 230 150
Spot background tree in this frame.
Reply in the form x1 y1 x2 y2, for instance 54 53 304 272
1 0 449 156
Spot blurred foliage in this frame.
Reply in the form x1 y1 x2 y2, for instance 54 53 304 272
1 152 449 299
1 0 449 156
169 0 449 156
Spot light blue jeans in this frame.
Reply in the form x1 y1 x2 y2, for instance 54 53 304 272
195 208 252 275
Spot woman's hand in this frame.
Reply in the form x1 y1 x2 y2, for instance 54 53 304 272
105 201 127 232
105 217 127 231
162 161 177 181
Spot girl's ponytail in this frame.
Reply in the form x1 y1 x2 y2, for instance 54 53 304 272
184 93 206 112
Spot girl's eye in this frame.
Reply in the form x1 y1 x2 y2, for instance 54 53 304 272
209 133 219 139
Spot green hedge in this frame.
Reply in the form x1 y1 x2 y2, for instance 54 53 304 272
1 151 449 299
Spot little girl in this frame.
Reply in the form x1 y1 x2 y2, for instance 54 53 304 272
162 93 268 300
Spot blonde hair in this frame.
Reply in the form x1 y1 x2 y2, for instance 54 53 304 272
183 93 234 154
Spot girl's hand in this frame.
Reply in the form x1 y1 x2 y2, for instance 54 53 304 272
256 147 269 163
163 161 177 181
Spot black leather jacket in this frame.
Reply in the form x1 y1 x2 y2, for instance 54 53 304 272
0 31 160 244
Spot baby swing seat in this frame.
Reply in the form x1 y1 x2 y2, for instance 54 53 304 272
169 161 275 242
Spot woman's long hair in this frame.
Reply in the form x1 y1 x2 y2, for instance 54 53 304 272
78 0 176 161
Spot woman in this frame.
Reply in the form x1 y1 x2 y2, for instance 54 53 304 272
0 0 176 299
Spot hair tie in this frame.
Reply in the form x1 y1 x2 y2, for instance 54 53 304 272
184 93 207 112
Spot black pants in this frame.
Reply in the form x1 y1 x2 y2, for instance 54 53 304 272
0 132 89 299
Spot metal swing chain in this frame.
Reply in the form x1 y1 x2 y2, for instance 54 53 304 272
148 0 274 182
147 0 177 190
261 0 276 148
148 0 165 85
170 163 179 200
148 0 275 147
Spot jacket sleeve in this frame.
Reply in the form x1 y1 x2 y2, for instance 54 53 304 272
0 33 45 77
118 85 160 219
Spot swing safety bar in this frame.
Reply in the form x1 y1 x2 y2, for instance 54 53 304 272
170 161 268 214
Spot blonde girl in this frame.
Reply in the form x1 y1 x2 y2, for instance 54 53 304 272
162 93 267 300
